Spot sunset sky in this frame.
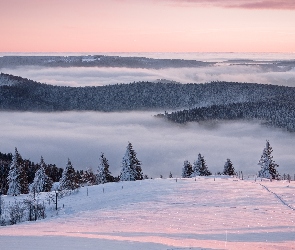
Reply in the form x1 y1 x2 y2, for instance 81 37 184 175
1 0 295 53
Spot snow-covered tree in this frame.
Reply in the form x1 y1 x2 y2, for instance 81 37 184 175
81 168 96 186
30 156 53 193
258 140 279 179
7 148 22 196
182 160 193 178
59 159 79 190
97 153 113 184
223 158 235 176
120 142 143 181
193 153 211 176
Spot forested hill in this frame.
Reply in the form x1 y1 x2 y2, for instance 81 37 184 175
160 100 295 132
0 72 295 115
0 55 211 69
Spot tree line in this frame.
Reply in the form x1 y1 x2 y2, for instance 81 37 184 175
0 142 143 196
0 139 286 197
181 140 280 180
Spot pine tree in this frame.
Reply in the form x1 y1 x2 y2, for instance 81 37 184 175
258 140 279 179
182 160 193 178
223 158 235 176
30 156 53 193
193 153 211 176
59 159 79 190
97 153 113 184
7 148 22 196
120 142 143 181
169 172 173 178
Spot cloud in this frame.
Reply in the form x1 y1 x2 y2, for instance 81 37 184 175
168 0 295 10
0 111 294 178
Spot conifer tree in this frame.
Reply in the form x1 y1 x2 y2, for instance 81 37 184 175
30 156 53 193
0 152 13 195
120 142 143 181
81 168 96 185
19 160 29 194
182 160 193 178
223 158 235 176
193 153 211 176
258 140 279 179
59 159 79 190
97 153 113 184
7 148 22 196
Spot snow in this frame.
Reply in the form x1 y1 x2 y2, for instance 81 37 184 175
1 177 294 250
0 74 18 86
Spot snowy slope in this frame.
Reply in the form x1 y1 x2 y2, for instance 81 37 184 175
0 177 294 250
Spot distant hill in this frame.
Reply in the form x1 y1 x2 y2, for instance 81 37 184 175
0 55 211 69
1 72 294 131
160 100 295 132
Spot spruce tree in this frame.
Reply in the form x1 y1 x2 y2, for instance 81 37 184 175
258 140 279 179
0 152 12 195
182 160 193 178
19 159 29 194
223 158 235 176
30 156 53 193
81 168 96 186
193 153 211 176
120 142 143 181
97 153 113 184
59 159 79 190
7 148 22 196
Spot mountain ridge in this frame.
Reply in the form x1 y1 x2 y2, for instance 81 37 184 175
1 72 294 131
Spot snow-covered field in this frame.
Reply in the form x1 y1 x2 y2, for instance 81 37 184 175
1 177 295 250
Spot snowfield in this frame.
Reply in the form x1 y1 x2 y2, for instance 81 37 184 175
1 177 295 250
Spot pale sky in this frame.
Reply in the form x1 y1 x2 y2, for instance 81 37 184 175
0 0 294 52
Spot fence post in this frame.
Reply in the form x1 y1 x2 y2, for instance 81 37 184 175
43 201 45 219
55 191 58 210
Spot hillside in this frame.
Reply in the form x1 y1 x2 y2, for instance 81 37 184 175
0 177 294 249
1 72 295 131
160 100 295 132
1 73 294 112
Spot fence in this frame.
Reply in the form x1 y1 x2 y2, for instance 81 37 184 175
0 188 79 226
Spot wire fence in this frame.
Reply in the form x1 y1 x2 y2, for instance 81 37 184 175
0 188 79 226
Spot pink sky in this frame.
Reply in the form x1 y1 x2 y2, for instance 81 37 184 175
0 0 294 53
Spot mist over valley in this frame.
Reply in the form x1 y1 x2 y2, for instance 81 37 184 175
0 53 294 177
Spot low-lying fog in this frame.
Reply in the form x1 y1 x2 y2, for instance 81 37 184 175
0 111 294 178
2 64 295 87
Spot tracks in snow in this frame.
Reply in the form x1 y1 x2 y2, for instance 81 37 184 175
258 183 295 211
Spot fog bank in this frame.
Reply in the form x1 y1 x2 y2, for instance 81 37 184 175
2 63 295 87
0 111 294 178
